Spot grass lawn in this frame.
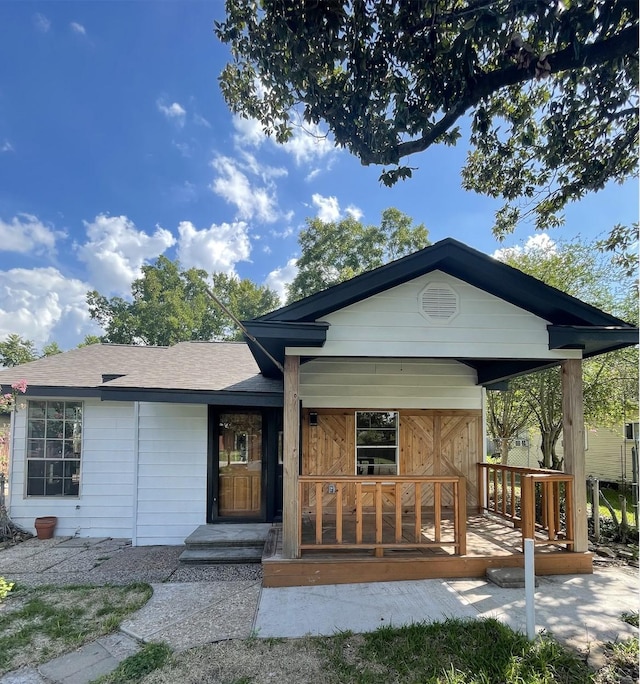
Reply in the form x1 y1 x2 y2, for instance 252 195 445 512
135 617 638 684
0 581 637 683
588 486 637 525
0 582 152 674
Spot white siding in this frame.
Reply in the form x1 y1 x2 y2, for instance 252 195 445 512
8 398 136 538
566 427 635 484
289 271 581 361
300 358 482 409
505 427 637 483
135 402 207 545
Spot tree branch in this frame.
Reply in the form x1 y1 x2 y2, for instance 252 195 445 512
393 25 638 161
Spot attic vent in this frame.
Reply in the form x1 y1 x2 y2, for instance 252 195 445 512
419 283 459 323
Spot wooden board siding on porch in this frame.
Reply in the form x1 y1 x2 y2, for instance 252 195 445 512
302 408 482 510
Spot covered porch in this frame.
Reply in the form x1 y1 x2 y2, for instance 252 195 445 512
243 239 637 586
263 464 586 587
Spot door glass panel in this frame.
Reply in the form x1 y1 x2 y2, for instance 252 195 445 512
218 413 262 517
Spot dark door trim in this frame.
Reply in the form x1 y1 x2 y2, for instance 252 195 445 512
207 406 282 523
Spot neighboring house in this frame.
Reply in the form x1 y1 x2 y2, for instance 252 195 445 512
494 425 638 484
0 239 636 584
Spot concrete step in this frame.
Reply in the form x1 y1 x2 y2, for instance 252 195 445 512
184 524 272 549
486 567 539 588
179 547 264 564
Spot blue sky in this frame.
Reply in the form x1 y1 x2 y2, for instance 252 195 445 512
0 2 637 350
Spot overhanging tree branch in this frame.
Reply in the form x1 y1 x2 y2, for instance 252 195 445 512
393 26 639 162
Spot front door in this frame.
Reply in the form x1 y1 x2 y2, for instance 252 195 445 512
215 411 264 519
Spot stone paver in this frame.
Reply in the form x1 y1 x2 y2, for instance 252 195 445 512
38 633 140 684
0 668 48 684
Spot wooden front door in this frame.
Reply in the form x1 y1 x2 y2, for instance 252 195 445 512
216 411 264 519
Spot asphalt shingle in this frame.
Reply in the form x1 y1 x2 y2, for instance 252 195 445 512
0 341 281 395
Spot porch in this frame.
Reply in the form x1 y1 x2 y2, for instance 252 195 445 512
263 467 591 587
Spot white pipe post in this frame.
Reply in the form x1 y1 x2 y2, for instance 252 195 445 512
524 538 536 640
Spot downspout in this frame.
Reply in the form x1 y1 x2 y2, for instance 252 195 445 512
131 401 140 547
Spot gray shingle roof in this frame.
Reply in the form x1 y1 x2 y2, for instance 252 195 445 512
0 342 281 395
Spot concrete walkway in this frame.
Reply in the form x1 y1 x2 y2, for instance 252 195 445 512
0 537 637 683
255 566 638 652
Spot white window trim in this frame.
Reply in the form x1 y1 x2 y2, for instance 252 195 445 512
25 400 83 498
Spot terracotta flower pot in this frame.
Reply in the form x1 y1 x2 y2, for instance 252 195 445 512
34 516 57 540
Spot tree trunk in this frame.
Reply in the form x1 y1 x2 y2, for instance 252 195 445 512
500 439 510 465
539 427 563 470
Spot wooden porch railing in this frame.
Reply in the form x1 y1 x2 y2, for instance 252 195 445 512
298 476 466 558
477 463 574 550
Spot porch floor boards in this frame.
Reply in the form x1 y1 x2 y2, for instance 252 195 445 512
262 514 593 587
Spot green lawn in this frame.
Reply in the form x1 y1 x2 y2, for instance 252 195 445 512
588 486 637 525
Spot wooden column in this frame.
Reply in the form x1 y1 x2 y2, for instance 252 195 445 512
562 359 587 552
282 355 300 558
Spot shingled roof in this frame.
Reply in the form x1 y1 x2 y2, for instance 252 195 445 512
0 341 283 406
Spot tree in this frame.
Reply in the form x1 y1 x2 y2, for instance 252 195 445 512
0 334 37 367
496 237 637 469
486 388 532 464
41 342 62 357
87 256 280 345
216 1 638 239
287 208 429 302
77 335 102 348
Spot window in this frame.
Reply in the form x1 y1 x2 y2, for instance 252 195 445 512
356 411 399 476
26 401 82 496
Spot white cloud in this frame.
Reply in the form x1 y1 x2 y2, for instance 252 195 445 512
232 113 336 167
232 115 267 148
284 122 335 165
157 100 187 126
0 214 63 255
265 258 298 303
345 205 363 221
305 168 321 182
70 22 86 35
311 194 341 222
34 13 51 33
0 267 96 349
76 214 176 295
193 113 211 128
211 155 279 223
238 151 287 182
493 233 557 261
177 221 251 275
1 141 14 153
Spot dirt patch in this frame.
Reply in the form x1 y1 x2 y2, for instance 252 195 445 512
142 638 332 684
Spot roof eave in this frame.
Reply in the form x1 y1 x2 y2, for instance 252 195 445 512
242 320 329 377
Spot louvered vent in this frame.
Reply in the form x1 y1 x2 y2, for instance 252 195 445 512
419 283 459 323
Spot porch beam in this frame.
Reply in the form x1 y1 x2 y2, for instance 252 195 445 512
283 355 300 558
561 358 587 553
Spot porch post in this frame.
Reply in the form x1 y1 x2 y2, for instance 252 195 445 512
561 359 587 552
282 355 300 558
